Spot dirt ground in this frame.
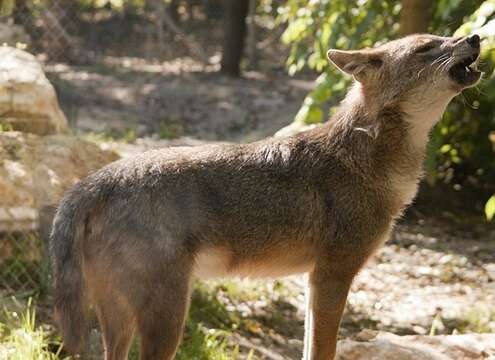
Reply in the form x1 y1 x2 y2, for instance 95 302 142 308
47 57 313 143
45 9 307 144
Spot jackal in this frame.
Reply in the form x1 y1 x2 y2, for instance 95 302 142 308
50 34 481 360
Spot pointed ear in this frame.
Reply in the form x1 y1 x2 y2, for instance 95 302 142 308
327 49 384 82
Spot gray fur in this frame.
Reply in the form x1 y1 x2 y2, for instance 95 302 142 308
50 34 481 360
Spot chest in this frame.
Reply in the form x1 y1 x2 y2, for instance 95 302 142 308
388 169 423 212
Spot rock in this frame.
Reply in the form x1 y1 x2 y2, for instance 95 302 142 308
0 21 31 46
0 46 68 135
337 332 495 360
0 131 119 231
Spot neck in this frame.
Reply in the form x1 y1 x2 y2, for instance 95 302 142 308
340 82 383 119
320 83 454 165
401 94 454 150
312 84 455 212
340 83 454 149
321 84 436 177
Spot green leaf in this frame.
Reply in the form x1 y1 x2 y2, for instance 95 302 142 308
485 195 495 221
306 105 324 124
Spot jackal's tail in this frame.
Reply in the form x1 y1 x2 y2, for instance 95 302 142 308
49 187 90 354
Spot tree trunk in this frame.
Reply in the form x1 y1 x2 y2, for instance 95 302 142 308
167 0 179 22
220 0 249 77
13 0 29 25
205 0 223 19
155 0 165 57
247 0 258 70
400 0 432 35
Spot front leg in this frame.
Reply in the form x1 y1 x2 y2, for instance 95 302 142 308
303 264 355 360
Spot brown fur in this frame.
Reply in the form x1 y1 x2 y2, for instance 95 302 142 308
50 33 481 360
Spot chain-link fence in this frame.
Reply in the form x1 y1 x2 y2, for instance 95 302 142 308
0 0 192 296
0 0 220 64
0 230 48 295
0 208 50 295
0 0 224 295
0 0 92 296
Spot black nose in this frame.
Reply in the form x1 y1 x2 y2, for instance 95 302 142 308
467 34 480 48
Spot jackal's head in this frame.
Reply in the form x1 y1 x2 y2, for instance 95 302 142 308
327 34 482 109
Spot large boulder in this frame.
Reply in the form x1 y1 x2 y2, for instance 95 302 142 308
337 331 495 360
0 46 68 135
0 131 119 231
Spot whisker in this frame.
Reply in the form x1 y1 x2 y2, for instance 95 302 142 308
417 67 426 78
430 54 450 82
436 52 450 61
441 58 455 73
431 53 449 66
432 58 448 81
433 56 453 80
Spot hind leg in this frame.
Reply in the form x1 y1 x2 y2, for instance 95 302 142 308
137 269 193 360
84 230 194 360
94 292 136 360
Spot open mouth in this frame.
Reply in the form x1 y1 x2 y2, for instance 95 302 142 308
448 51 482 87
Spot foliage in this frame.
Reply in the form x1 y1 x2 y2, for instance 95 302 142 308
159 120 182 140
486 195 495 221
0 0 14 17
430 0 486 35
451 2 495 220
280 0 495 196
0 290 247 360
455 306 495 333
0 298 65 360
427 1 495 187
0 122 14 132
279 0 400 128
176 324 242 360
81 128 137 144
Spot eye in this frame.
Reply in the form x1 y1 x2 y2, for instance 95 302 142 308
368 57 383 68
415 43 436 54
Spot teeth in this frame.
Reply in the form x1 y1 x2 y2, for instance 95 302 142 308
465 66 470 72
